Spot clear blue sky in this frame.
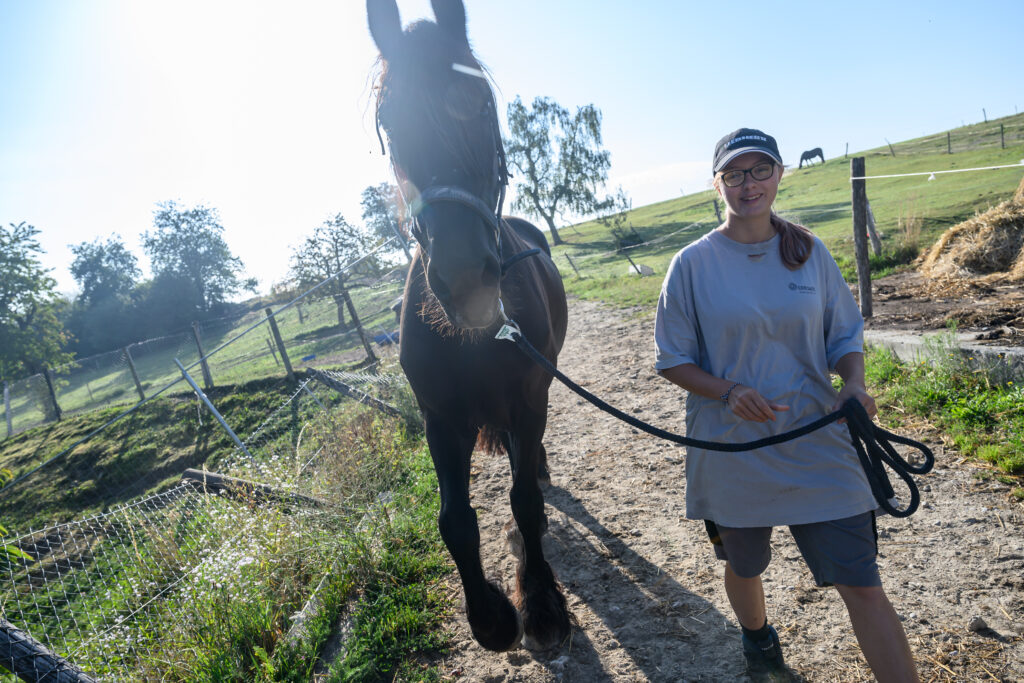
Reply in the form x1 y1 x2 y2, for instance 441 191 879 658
2 0 1022 295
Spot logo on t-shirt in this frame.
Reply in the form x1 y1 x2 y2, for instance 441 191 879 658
789 282 816 293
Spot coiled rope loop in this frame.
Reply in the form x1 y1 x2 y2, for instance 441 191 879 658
499 318 934 517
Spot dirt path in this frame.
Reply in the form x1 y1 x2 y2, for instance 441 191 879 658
866 271 1024 346
436 298 1024 682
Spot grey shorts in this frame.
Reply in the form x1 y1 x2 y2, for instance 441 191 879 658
704 512 881 587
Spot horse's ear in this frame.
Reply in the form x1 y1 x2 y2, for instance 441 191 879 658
431 0 469 47
367 0 403 61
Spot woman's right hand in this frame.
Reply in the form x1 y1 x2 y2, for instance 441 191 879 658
727 385 790 423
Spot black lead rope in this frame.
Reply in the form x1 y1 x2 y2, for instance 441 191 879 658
499 321 935 518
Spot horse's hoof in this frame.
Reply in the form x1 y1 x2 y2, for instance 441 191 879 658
468 581 524 652
472 604 523 652
521 617 570 652
519 579 571 651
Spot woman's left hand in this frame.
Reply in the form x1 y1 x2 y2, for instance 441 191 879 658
832 383 877 424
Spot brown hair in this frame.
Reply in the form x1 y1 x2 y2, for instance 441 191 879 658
770 213 814 270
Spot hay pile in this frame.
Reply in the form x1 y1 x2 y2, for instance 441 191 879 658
918 175 1024 293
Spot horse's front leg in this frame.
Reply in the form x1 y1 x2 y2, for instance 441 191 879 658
425 415 523 652
506 409 570 651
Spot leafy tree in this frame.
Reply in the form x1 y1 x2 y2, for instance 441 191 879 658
504 96 614 245
361 182 412 263
132 273 203 340
66 236 142 355
289 214 379 362
142 201 256 317
69 235 140 308
0 222 73 381
289 213 381 296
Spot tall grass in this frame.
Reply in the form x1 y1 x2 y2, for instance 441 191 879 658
137 400 448 681
865 328 1024 495
0 371 451 681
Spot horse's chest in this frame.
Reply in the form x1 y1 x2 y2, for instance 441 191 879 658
401 341 519 416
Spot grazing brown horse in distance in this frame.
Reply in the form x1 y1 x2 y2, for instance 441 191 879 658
367 0 570 652
799 147 825 168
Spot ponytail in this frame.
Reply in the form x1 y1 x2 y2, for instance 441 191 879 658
771 213 814 270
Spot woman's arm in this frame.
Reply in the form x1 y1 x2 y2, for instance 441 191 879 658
659 363 789 424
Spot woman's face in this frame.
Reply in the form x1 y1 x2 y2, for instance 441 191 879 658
715 151 782 220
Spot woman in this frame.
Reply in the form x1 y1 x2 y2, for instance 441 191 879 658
654 128 918 681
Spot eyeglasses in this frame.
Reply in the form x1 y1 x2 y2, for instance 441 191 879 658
718 162 776 187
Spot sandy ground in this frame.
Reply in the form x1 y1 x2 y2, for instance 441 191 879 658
433 297 1024 683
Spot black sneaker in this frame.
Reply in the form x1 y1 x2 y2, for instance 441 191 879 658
741 623 786 673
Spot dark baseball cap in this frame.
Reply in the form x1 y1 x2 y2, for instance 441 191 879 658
713 128 783 173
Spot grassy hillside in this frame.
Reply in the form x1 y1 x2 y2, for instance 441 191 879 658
551 112 1024 309
0 378 318 530
5 275 404 436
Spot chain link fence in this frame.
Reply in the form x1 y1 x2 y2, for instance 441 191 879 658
1 366 414 680
1 265 407 441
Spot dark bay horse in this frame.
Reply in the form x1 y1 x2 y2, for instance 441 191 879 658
799 147 825 168
367 0 570 652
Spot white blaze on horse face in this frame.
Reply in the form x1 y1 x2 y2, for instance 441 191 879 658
451 62 487 80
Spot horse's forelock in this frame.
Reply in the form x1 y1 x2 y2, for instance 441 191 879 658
375 28 497 196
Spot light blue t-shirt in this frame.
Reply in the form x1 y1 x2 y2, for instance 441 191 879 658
654 229 875 527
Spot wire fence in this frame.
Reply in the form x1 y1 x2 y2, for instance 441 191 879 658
881 115 1024 157
0 247 415 670
0 243 411 532
1 267 405 442
0 231 421 679
0 365 412 680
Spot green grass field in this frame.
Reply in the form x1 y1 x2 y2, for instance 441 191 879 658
550 112 1024 309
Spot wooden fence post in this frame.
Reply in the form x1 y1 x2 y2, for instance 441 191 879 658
191 322 214 390
123 345 146 401
851 157 873 318
296 303 304 324
885 139 896 157
845 142 849 159
1001 123 1005 149
712 198 722 223
42 367 62 422
0 617 98 682
3 381 11 438
265 307 294 381
947 131 951 154
564 254 581 278
622 251 640 274
339 287 378 366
